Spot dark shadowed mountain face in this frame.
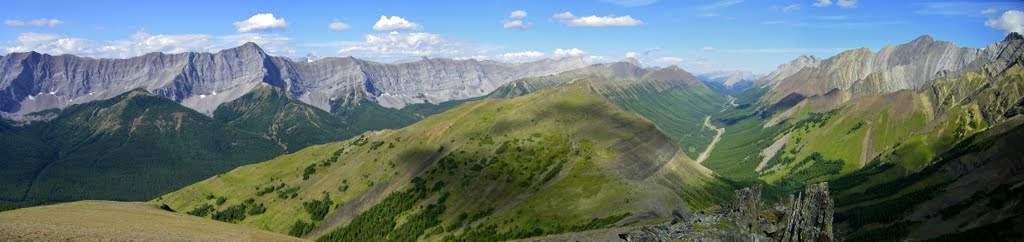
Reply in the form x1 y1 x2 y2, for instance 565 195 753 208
0 89 284 207
0 43 587 116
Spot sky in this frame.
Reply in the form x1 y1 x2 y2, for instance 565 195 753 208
1 0 1023 74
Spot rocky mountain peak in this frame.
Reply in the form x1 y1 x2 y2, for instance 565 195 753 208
1005 32 1023 42
761 55 823 85
218 42 267 57
623 57 643 67
911 35 935 44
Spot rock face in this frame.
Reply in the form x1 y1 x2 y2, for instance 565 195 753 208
766 34 1024 102
761 55 822 86
620 183 834 242
0 43 587 116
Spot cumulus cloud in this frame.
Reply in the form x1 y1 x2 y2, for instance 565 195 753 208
234 13 288 32
552 12 643 27
503 20 528 29
495 51 545 62
337 31 474 59
3 18 63 27
553 48 586 57
986 10 1024 34
510 10 528 19
2 30 295 58
625 51 638 58
373 16 421 31
553 11 576 20
813 0 831 7
982 8 998 14
328 20 350 31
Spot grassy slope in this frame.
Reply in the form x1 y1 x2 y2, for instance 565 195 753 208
0 200 305 241
0 86 468 210
214 86 356 153
158 84 732 241
702 60 1024 240
0 90 284 207
489 64 727 158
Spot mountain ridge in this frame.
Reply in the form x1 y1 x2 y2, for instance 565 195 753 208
0 42 588 116
765 34 1023 103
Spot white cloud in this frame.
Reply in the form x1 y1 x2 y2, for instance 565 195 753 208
503 20 529 29
552 12 642 27
337 31 474 59
328 20 350 31
495 51 545 62
702 47 716 52
3 18 63 27
654 57 685 65
814 0 855 8
453 55 490 61
373 16 421 31
2 30 296 58
762 20 786 25
553 11 576 20
30 18 63 27
234 13 288 32
510 10 528 19
783 4 800 13
553 48 586 57
585 55 610 63
986 10 1024 34
625 51 638 59
3 20 24 26
836 0 857 8
982 8 998 14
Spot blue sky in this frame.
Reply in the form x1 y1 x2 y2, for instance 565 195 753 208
1 0 1022 73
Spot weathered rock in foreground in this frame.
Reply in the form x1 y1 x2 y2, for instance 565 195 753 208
620 183 834 242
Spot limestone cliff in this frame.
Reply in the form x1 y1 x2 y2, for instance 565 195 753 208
0 43 587 116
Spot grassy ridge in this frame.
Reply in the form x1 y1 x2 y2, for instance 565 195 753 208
158 84 729 240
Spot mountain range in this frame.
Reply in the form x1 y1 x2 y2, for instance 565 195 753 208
1 33 1023 241
0 42 586 116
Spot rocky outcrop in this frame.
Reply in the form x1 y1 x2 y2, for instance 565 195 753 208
0 43 588 116
766 33 1024 102
620 183 834 242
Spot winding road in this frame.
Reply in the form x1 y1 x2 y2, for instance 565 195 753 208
696 116 725 164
